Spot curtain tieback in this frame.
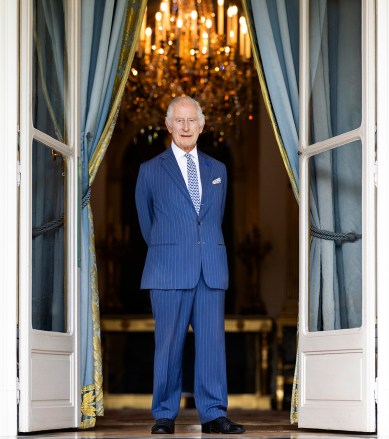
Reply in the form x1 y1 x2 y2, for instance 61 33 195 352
32 215 65 238
82 186 92 208
32 187 92 239
310 225 362 243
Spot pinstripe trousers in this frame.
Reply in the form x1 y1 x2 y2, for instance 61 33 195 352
150 272 228 423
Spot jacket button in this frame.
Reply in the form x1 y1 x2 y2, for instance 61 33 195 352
197 241 200 244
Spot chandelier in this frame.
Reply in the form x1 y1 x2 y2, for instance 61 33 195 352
119 0 258 140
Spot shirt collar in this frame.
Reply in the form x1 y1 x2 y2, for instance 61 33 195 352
171 141 198 161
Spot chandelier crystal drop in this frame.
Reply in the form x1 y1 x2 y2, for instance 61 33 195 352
120 0 258 140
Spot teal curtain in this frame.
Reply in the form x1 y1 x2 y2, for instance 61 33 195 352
245 0 362 329
80 0 128 427
32 0 67 332
242 0 362 422
80 0 147 428
32 141 66 332
242 0 299 199
31 0 146 428
308 0 362 331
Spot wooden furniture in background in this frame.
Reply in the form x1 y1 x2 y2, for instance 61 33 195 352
101 315 273 410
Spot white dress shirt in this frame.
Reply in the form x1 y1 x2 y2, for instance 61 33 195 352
171 142 202 199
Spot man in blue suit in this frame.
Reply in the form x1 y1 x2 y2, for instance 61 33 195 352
136 97 245 435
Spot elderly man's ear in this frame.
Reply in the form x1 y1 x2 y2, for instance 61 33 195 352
165 118 172 133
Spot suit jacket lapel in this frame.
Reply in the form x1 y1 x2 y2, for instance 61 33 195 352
198 151 212 217
161 148 193 204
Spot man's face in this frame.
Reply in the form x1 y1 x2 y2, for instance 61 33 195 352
165 101 204 152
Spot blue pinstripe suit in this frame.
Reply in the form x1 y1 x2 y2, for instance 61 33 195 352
135 147 229 423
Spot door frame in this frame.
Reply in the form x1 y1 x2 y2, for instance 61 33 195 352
0 0 19 436
376 0 389 435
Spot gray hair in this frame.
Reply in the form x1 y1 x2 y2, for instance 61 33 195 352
166 96 205 126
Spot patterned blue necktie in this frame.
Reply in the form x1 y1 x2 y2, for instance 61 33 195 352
185 153 201 215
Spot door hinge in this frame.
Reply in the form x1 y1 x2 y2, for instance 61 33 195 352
16 377 20 404
17 160 21 187
374 161 378 187
374 377 378 404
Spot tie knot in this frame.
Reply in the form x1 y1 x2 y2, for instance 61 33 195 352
185 153 192 159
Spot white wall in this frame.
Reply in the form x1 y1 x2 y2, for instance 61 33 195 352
0 1 19 436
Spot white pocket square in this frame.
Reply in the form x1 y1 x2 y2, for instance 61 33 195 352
212 177 222 184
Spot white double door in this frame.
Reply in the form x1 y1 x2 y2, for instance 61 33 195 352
14 0 389 436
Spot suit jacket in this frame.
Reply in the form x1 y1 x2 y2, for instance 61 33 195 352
135 147 228 290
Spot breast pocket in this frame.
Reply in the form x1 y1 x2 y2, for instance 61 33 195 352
210 180 223 202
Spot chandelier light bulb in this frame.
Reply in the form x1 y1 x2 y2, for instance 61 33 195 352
191 10 198 47
217 0 224 34
206 18 212 29
177 17 183 28
160 1 167 12
156 11 162 22
227 7 234 18
239 16 248 58
145 27 152 54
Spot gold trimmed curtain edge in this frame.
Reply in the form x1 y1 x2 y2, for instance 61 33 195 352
88 0 147 185
290 346 299 424
241 0 299 202
88 205 104 417
80 205 104 429
80 384 97 429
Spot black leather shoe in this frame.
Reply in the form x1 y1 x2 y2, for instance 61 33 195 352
202 416 245 434
151 418 175 434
